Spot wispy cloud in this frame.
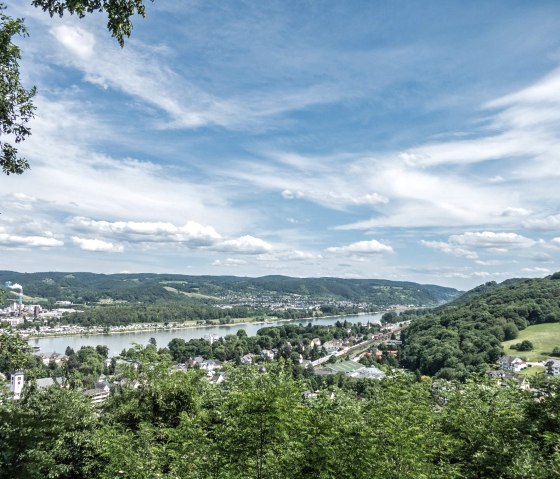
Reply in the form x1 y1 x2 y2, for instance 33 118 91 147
72 236 124 253
326 240 393 255
0 234 63 248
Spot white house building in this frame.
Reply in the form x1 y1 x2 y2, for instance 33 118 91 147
499 356 527 372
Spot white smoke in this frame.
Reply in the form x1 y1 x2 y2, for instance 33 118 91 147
5 282 23 291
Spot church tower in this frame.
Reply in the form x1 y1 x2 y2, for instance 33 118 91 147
10 370 24 400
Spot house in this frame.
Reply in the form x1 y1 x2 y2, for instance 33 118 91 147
83 385 110 405
208 372 225 385
241 354 253 365
487 370 530 390
36 377 65 389
36 352 67 366
84 377 110 405
545 359 560 376
499 356 527 372
199 359 222 372
323 339 344 354
260 349 275 361
193 356 205 366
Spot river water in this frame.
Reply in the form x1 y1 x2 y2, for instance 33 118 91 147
30 313 383 356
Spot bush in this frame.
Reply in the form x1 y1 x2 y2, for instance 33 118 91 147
510 340 534 352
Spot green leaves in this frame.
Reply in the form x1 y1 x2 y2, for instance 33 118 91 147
0 4 35 175
0 1 152 176
31 0 153 47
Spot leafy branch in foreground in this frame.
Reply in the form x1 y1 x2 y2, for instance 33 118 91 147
0 4 36 175
0 1 152 175
31 0 154 47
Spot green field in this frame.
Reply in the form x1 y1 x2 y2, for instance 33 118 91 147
518 365 545 377
502 322 560 361
161 286 219 300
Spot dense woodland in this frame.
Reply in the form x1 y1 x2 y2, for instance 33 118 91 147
3 274 560 478
165 320 380 364
1 342 560 479
401 274 560 380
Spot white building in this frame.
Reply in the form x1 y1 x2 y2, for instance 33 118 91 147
499 356 527 372
545 359 560 376
10 370 24 400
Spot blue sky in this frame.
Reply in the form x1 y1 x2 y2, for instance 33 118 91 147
2 1 560 289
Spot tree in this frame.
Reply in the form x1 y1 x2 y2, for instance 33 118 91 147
0 1 153 175
0 387 100 478
0 4 36 175
0 334 34 375
511 340 534 352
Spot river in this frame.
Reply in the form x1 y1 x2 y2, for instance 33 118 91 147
29 313 383 356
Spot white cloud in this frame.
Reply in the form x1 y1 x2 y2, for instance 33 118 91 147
326 239 393 255
501 207 532 217
0 234 63 248
212 235 273 254
257 250 323 262
420 240 478 259
212 258 247 266
52 25 95 59
69 217 222 245
281 188 387 207
521 267 550 274
67 216 276 255
471 271 509 278
524 214 560 231
475 259 505 266
448 231 537 249
72 236 124 253
281 189 304 199
47 23 345 131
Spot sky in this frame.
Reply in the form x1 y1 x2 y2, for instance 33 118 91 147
2 1 560 290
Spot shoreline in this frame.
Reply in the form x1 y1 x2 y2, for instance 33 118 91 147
23 311 382 340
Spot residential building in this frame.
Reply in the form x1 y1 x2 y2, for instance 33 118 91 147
545 359 560 376
499 356 527 372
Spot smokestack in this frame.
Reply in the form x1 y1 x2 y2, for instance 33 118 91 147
5 282 23 309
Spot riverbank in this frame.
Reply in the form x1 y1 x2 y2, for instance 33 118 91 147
27 312 386 357
22 311 381 340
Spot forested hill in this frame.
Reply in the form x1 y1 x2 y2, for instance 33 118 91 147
0 271 461 307
401 273 560 380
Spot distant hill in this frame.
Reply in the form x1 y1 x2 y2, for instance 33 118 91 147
0 271 461 307
401 273 560 380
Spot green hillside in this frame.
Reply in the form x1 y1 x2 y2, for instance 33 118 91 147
502 322 560 361
0 271 461 307
401 273 560 380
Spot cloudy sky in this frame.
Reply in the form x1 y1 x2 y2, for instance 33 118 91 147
2 1 560 289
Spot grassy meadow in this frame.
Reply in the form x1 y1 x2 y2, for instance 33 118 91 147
502 322 560 361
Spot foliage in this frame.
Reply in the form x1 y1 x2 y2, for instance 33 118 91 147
511 340 534 352
0 270 461 307
0 1 151 176
166 320 377 363
3 351 560 479
0 4 36 175
401 275 560 379
32 1 153 47
502 322 560 361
